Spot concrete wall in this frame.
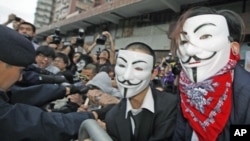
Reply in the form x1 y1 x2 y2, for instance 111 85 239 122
115 23 171 50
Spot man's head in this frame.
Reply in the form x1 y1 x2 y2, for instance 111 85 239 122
0 25 35 91
171 7 245 82
86 72 114 94
115 42 155 98
74 53 94 72
53 52 69 71
81 63 97 84
99 49 110 62
17 21 36 41
35 46 55 69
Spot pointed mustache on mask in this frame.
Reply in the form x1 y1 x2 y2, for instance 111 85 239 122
182 52 217 64
117 79 142 86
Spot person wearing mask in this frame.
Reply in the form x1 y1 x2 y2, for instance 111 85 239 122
170 7 250 141
0 25 96 141
70 52 94 82
103 42 177 141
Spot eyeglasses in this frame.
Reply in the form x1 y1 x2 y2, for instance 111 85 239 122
38 54 53 60
53 59 64 63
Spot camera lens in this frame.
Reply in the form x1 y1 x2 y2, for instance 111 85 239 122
96 35 107 45
15 17 21 22
51 35 61 44
76 37 84 46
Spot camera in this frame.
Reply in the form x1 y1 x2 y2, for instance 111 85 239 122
15 16 21 22
166 52 173 63
96 48 101 60
75 28 85 46
96 34 107 45
50 28 62 44
172 62 182 76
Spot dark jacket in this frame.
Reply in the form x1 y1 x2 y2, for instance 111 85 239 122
0 90 94 141
172 64 250 141
105 87 178 141
9 84 67 107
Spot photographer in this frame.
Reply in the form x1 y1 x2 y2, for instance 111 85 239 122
87 31 116 72
45 28 63 50
70 28 87 54
57 41 74 56
2 13 24 30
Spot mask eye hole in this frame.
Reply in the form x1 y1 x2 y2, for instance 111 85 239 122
180 40 188 45
135 67 143 71
200 34 212 40
118 64 125 68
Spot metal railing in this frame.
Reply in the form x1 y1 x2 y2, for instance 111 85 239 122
78 119 113 141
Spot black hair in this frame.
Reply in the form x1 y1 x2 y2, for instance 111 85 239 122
171 6 245 57
217 9 245 42
124 42 156 67
102 48 110 59
99 64 114 74
81 54 94 65
36 45 55 59
55 52 70 65
18 21 36 33
73 52 84 63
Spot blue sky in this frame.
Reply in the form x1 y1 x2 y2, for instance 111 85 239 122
0 0 38 27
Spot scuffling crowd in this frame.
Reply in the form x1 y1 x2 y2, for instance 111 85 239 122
1 6 250 141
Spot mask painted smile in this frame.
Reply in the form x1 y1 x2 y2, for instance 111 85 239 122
177 15 231 82
115 50 153 98
181 52 217 64
117 79 142 86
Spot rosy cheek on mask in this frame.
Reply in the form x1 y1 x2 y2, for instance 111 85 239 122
115 50 153 98
177 15 231 82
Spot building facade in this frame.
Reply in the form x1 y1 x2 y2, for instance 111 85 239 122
34 0 55 28
34 0 250 65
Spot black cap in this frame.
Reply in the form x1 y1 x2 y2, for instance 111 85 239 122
0 25 35 67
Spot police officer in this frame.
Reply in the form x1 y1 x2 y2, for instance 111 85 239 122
0 25 96 141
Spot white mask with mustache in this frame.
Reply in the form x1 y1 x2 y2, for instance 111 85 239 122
115 50 153 98
177 15 231 82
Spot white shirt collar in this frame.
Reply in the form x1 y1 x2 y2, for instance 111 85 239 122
125 87 154 118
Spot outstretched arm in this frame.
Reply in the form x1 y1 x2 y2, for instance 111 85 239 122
2 13 16 26
102 31 116 65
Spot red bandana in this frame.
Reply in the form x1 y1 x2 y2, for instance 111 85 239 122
179 51 239 141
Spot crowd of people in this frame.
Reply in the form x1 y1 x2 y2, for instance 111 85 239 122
1 6 250 141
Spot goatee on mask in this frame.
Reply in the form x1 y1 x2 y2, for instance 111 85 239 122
76 59 86 72
115 50 153 98
177 15 231 82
